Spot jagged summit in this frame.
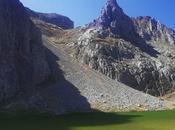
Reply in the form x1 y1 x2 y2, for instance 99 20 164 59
88 0 137 41
105 0 122 12
104 0 123 14
99 0 124 27
87 0 175 45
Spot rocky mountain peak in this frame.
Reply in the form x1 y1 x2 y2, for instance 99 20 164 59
88 0 137 41
98 0 125 28
105 0 123 13
87 0 175 46
105 0 121 11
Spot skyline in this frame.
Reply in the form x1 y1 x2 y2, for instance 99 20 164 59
20 0 175 29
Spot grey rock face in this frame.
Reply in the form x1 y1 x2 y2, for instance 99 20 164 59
26 8 74 29
0 0 50 103
133 16 175 45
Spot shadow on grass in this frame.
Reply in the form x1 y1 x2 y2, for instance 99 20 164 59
0 111 141 130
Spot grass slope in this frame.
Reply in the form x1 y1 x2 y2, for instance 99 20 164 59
0 110 175 130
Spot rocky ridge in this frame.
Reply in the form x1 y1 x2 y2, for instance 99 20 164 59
26 8 74 29
133 16 175 45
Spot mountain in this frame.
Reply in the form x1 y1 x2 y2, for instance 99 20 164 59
0 0 50 106
47 0 175 97
0 0 174 114
26 8 74 29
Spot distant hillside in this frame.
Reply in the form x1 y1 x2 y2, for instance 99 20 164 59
26 7 74 29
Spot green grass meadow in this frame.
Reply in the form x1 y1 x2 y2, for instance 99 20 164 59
0 110 175 130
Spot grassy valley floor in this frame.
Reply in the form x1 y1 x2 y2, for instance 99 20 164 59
0 110 175 130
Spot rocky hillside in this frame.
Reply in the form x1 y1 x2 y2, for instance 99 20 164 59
43 36 173 113
0 0 50 104
26 8 74 29
51 0 175 96
26 17 174 114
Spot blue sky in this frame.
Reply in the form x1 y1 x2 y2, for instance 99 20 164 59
20 0 175 29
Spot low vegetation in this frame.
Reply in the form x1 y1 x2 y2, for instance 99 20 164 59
0 110 175 130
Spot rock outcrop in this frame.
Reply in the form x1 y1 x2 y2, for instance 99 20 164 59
0 0 50 103
26 8 74 29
